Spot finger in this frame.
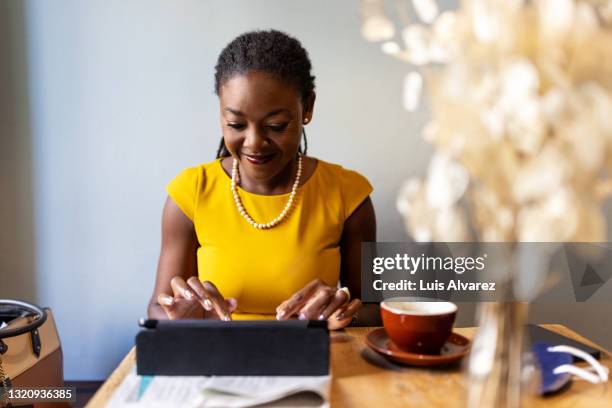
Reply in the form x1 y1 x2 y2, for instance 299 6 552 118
275 300 290 320
226 298 238 313
277 279 321 320
318 289 350 321
297 287 336 320
170 276 196 301
157 293 175 319
157 293 175 307
276 300 288 313
334 299 362 321
202 280 232 321
328 299 362 330
186 277 213 311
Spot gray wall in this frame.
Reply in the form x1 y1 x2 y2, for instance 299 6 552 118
0 0 609 380
0 2 37 302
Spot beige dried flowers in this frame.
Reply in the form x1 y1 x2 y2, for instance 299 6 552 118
361 0 612 242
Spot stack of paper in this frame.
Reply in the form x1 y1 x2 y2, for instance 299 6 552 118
106 367 330 408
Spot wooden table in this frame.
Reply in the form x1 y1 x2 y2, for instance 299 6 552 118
86 324 611 407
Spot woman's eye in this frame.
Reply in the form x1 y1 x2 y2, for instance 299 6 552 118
227 123 246 130
267 123 289 132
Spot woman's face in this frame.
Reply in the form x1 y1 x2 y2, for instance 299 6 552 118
219 70 314 183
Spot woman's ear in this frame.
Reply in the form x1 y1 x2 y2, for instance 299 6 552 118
302 91 316 124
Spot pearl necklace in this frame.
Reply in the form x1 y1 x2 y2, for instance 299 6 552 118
231 155 302 229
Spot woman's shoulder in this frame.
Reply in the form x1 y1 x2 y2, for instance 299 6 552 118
166 159 224 198
169 159 224 184
313 158 372 187
166 159 224 220
311 158 373 219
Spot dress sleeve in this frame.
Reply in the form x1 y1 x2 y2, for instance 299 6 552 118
339 167 373 220
166 166 202 221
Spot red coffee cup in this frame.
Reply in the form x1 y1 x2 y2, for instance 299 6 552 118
380 299 457 354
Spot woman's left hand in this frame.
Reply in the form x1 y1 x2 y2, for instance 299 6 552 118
275 278 362 330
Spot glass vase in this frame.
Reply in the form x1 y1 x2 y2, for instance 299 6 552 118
464 286 540 407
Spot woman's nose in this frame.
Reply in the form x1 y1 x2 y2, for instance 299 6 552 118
243 126 269 151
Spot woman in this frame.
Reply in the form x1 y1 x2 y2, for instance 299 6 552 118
147 30 376 330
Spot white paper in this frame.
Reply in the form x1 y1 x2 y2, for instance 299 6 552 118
199 376 329 407
106 367 330 408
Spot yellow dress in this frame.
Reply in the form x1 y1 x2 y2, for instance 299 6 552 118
166 157 372 319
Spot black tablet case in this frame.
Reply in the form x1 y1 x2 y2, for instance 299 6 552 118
135 319 329 376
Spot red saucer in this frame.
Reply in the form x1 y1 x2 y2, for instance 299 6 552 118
365 328 470 367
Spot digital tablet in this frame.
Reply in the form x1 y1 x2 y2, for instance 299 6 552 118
135 319 329 376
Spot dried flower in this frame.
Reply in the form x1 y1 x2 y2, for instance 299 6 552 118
403 72 423 111
411 0 439 24
362 0 612 243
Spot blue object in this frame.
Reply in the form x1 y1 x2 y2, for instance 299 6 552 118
137 375 155 400
532 342 573 394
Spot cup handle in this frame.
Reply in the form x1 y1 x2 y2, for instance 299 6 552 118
547 345 609 384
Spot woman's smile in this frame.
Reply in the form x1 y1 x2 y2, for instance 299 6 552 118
242 152 277 165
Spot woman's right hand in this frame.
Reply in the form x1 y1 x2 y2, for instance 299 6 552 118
157 276 237 321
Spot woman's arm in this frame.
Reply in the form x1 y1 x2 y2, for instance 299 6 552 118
339 196 379 325
147 197 200 319
340 196 376 298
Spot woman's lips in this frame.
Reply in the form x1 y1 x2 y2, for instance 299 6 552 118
243 153 276 165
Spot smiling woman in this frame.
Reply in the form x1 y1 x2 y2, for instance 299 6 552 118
147 30 376 330
220 71 311 197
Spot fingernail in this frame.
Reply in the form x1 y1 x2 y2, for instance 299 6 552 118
162 298 174 306
185 290 194 299
318 314 325 321
203 299 213 311
223 316 231 321
277 310 285 319
336 313 345 321
298 313 307 320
